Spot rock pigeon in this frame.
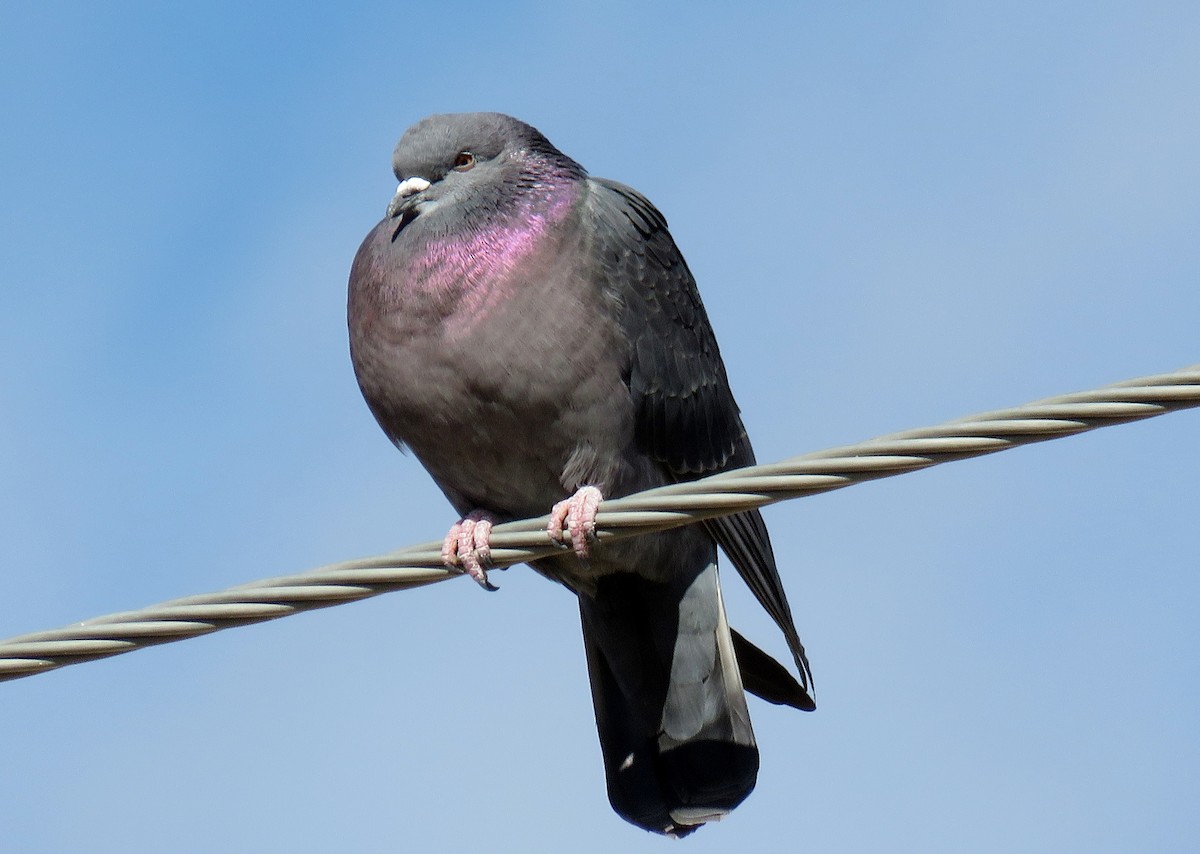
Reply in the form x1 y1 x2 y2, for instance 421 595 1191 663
347 112 814 837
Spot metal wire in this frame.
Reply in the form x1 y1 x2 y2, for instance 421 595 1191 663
2 364 1197 683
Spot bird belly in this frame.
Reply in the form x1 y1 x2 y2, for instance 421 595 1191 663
356 285 643 523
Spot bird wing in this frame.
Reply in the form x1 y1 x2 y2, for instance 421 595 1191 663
584 178 814 705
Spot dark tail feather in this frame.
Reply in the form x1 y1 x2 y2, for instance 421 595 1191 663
578 555 758 836
705 509 815 703
731 629 816 711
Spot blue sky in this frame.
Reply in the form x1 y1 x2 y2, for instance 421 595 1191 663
2 3 1198 851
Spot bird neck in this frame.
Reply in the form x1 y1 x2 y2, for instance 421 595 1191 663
411 176 582 306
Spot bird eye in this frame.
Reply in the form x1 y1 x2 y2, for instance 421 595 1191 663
452 151 475 171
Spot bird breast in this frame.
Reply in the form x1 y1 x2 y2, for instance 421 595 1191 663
349 203 638 518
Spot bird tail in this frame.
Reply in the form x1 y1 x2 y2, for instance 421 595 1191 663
578 552 758 837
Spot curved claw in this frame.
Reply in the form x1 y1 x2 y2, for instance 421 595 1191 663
442 510 499 591
547 485 603 559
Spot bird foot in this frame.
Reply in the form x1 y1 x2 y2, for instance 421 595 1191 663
442 510 499 591
547 485 603 558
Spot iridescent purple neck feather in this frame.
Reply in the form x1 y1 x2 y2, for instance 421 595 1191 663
403 166 583 336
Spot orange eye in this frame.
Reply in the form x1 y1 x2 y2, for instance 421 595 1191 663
453 151 475 171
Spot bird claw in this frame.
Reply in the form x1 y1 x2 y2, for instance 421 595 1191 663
548 485 603 558
442 510 499 591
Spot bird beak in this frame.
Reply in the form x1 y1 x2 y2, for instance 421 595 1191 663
387 176 432 218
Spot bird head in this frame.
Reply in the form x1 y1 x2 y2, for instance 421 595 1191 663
383 112 585 235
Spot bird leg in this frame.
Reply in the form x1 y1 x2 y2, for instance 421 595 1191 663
442 509 499 591
547 485 603 558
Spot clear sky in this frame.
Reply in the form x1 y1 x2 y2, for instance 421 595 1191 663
2 3 1198 852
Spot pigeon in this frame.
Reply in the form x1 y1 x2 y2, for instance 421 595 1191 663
347 112 814 837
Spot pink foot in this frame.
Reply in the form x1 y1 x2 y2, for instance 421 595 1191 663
442 510 499 591
547 485 604 558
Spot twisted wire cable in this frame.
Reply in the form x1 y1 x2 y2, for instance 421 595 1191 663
2 364 1197 683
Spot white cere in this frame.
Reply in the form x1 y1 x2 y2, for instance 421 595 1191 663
395 176 431 198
